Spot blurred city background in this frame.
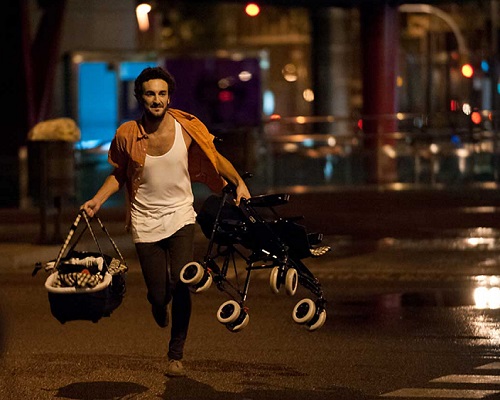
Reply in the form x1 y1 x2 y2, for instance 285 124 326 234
3 0 500 215
6 5 500 397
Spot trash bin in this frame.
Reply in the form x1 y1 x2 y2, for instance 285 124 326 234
28 118 80 243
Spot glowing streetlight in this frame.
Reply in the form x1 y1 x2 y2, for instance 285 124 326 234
461 63 474 78
136 3 152 32
245 3 260 17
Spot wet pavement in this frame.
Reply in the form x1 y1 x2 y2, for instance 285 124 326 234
3 187 500 399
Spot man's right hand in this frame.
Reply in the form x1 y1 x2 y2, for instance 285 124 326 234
81 199 100 218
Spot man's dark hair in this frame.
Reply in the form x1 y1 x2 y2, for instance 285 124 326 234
134 66 176 99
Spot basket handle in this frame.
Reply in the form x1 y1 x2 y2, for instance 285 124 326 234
80 211 107 272
52 212 83 271
81 211 126 266
52 210 126 272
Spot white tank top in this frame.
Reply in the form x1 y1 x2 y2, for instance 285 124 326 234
130 120 196 243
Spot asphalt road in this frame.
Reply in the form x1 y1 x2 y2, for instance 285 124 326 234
3 233 500 399
3 187 500 399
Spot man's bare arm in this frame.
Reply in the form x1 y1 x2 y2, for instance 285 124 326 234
81 174 121 217
216 153 251 205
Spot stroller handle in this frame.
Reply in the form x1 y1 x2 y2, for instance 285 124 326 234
223 171 253 195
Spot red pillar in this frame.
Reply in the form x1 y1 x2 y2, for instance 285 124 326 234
360 2 399 184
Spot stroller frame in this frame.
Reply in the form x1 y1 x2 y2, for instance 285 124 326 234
181 182 330 332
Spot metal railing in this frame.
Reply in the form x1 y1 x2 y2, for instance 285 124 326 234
258 113 500 189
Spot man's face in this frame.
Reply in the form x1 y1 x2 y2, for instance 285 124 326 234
141 79 169 119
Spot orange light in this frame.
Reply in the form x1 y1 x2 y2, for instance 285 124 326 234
471 111 482 124
136 3 152 32
461 63 474 78
245 3 260 17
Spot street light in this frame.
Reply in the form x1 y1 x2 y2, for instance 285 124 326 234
398 4 469 55
399 4 473 118
461 63 474 78
136 3 152 32
245 3 260 17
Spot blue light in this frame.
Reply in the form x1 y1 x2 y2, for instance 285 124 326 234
324 154 334 181
78 62 118 143
76 140 111 151
263 90 275 116
77 140 101 150
451 134 462 147
481 60 489 73
303 138 314 147
120 61 158 80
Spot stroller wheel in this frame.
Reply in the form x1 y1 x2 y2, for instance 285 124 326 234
226 309 250 333
305 309 327 332
269 266 282 294
285 268 298 296
190 271 213 293
217 300 241 324
292 298 316 324
180 261 204 286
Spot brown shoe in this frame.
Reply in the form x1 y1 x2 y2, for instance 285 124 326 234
166 359 186 377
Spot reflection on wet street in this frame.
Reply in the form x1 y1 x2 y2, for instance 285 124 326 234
474 275 500 309
383 228 500 310
320 227 500 315
380 227 500 251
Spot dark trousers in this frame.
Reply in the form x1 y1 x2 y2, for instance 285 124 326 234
135 223 195 361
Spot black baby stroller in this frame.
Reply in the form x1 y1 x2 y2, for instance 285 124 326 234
180 179 331 332
34 210 128 324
